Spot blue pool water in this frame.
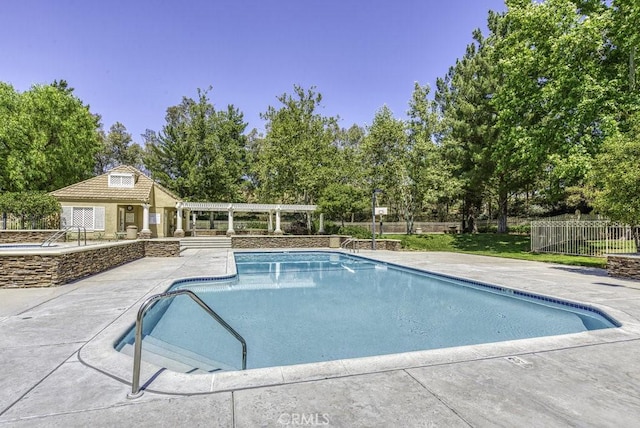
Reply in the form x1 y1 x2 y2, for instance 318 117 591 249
116 251 618 372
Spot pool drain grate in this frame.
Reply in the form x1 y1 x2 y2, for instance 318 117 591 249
504 356 533 368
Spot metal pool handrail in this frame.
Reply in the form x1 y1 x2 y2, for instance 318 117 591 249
41 226 87 247
127 289 247 399
340 237 359 253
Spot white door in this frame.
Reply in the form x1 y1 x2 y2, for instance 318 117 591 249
118 207 125 232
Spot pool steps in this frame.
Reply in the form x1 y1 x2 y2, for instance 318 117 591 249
180 237 232 251
120 335 234 373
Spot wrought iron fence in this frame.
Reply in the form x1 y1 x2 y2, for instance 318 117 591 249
1 213 61 230
531 219 638 256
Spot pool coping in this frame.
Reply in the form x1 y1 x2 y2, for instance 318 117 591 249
0 240 132 255
78 250 640 396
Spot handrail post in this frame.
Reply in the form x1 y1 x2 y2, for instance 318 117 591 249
127 294 160 399
127 289 247 399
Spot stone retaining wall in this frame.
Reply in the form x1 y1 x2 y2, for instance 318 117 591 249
0 255 59 288
1 239 180 288
607 255 640 280
232 235 332 248
144 239 181 257
55 241 146 286
347 239 402 251
231 235 402 251
195 229 270 237
0 230 56 244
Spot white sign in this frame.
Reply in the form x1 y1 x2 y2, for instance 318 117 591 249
375 207 388 216
149 213 161 225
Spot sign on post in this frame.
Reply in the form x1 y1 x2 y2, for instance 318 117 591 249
375 207 388 216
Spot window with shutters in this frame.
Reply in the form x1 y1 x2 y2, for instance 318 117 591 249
108 173 134 188
61 206 105 231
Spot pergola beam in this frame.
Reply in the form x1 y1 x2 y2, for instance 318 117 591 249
175 202 317 237
179 202 316 212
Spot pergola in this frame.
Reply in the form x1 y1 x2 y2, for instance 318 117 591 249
175 202 318 236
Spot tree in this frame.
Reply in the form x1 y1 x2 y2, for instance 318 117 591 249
243 128 265 201
492 0 614 219
95 122 144 173
317 183 368 227
436 29 498 231
590 114 640 249
406 82 456 233
333 124 366 186
435 1 619 231
360 105 407 225
144 88 248 201
604 0 640 140
0 191 60 228
209 105 249 201
0 82 21 191
0 81 101 192
257 85 339 204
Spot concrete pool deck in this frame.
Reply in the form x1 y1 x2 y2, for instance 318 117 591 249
2 249 640 427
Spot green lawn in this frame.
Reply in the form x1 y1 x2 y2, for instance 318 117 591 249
385 233 607 268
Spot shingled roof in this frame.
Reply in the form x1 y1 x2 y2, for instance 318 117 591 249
50 165 180 202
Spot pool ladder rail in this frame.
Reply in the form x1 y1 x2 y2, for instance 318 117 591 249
340 237 359 253
41 226 87 247
127 289 247 399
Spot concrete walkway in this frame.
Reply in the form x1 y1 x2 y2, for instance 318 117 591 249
1 249 640 427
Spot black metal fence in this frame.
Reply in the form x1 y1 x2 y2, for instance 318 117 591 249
1 213 61 230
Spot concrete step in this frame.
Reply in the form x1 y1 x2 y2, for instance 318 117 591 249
120 335 236 373
181 243 231 249
143 336 237 371
120 343 209 374
180 237 232 249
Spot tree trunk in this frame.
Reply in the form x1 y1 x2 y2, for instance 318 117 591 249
463 194 480 233
405 206 414 235
406 216 413 235
630 46 636 92
462 200 467 232
497 190 508 233
467 206 479 234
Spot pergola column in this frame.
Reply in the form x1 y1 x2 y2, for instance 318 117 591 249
319 213 325 234
274 206 283 235
174 202 185 237
192 212 197 237
268 211 274 233
140 203 151 239
227 206 235 236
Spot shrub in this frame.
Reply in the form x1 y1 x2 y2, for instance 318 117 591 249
509 224 531 235
285 221 310 235
245 221 267 229
0 191 60 227
338 225 372 239
313 220 340 234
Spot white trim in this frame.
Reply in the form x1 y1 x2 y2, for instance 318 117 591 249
60 206 105 231
180 202 316 212
94 206 105 231
108 173 135 188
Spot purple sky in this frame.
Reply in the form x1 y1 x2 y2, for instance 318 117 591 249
1 0 506 142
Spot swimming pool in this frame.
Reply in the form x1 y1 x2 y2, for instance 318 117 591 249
116 251 618 373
